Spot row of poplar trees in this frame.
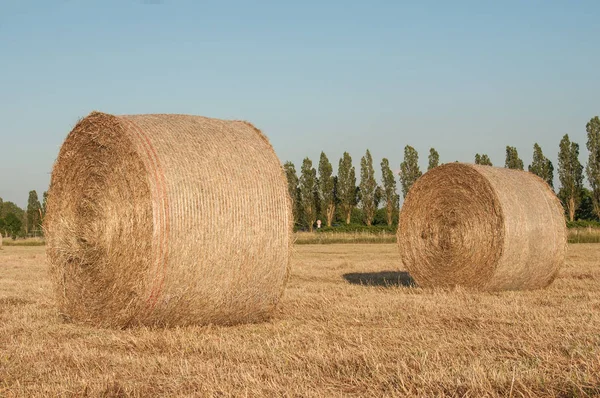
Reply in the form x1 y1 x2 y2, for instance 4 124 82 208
490 116 600 223
285 116 600 230
285 151 397 231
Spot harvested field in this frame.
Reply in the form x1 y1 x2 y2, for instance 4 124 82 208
1 244 600 396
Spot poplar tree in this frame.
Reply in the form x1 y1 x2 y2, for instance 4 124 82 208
505 146 524 170
399 146 422 198
428 148 440 170
528 143 554 188
558 134 583 222
318 152 336 227
26 190 42 235
299 158 317 231
585 116 600 218
42 191 48 217
360 149 377 226
338 152 357 224
381 158 399 226
283 161 301 227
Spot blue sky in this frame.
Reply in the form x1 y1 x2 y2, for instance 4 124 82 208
1 0 599 207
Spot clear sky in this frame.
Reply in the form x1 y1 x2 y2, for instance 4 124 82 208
1 0 599 208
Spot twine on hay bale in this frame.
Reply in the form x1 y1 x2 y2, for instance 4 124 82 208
45 112 293 328
397 163 567 291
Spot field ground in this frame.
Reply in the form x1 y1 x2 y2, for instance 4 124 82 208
1 244 600 397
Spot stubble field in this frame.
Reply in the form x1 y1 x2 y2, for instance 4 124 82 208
1 244 599 397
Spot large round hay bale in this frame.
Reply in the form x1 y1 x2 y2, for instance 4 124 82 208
45 112 292 327
397 163 566 291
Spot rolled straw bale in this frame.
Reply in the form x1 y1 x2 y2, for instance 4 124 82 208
397 163 566 291
45 112 292 327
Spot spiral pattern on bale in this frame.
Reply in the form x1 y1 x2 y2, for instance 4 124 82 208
45 112 292 327
397 163 567 291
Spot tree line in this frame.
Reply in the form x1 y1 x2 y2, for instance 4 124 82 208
285 116 600 231
0 191 46 239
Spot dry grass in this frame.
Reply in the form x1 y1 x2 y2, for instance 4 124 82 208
1 238 46 247
1 244 600 397
296 229 600 245
568 228 600 244
295 231 396 244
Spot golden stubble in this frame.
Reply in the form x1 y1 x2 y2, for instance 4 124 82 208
1 243 599 397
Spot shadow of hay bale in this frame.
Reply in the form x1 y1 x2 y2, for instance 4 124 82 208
343 271 415 287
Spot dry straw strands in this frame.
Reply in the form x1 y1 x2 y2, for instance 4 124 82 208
45 112 292 328
397 163 567 291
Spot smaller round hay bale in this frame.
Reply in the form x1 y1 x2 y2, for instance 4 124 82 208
397 163 567 291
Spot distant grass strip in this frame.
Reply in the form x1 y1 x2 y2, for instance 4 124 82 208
568 228 600 244
2 239 46 247
296 227 600 245
295 232 396 245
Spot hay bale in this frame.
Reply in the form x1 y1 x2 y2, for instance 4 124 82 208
45 112 292 327
397 163 566 291
0 231 3 249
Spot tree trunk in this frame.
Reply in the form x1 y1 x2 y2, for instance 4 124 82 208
345 208 351 224
568 196 575 222
387 205 393 226
326 203 335 227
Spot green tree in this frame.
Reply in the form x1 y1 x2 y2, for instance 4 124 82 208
558 134 584 222
359 149 377 226
374 186 383 209
338 152 357 224
0 201 25 237
399 146 422 198
585 116 600 219
26 191 42 235
505 146 524 170
313 177 322 225
575 188 599 221
299 158 317 232
381 158 399 226
475 153 493 166
428 148 440 171
42 191 48 216
283 161 302 227
318 152 336 227
3 213 22 239
528 143 554 189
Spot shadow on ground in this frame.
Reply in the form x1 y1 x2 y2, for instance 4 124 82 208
343 271 416 287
